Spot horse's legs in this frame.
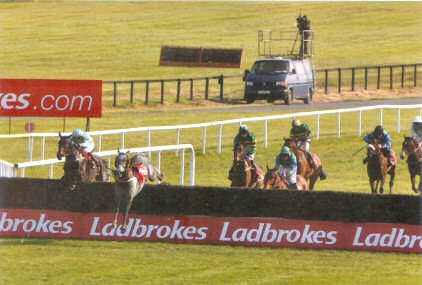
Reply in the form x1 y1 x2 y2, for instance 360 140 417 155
369 178 376 194
308 174 318 190
410 174 418 193
379 176 386 194
388 170 395 194
122 198 134 230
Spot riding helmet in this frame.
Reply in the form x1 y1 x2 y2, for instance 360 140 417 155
281 146 291 155
374 125 384 136
292 119 301 127
239 124 248 133
72 128 84 137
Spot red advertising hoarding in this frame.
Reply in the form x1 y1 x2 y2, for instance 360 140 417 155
1 208 421 253
0 79 102 118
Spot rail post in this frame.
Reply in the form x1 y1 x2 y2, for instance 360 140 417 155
364 67 368 90
113 82 117 107
377 66 381 89
130 81 134 103
324 69 328 94
161 80 165 104
401 65 405 87
176 79 181 103
338 68 341 94
414 64 417 87
205 77 209 100
389 66 393 89
145 80 149 105
190 79 194 101
219 75 224 100
351 68 355 91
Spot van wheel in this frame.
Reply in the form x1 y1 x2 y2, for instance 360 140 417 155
304 88 312 104
246 96 255 104
284 90 292 105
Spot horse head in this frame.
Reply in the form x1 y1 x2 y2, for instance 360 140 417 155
234 144 247 161
400 136 420 160
283 137 299 151
57 132 82 160
264 166 280 190
114 149 130 180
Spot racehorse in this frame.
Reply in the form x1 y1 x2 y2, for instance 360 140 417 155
365 140 395 194
57 132 108 191
263 166 309 190
113 150 163 229
283 138 326 190
228 144 264 188
400 136 422 193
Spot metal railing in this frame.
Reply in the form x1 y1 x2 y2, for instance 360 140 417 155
0 159 15 177
103 63 421 106
1 104 421 163
12 144 195 186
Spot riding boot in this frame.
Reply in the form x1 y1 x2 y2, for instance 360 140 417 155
306 152 315 169
363 157 368 164
89 153 97 169
250 160 262 180
288 183 298 190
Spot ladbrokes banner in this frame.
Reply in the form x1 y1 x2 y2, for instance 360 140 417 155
0 208 421 253
0 79 102 117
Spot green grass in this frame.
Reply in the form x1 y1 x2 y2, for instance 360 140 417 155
0 1 421 81
0 239 421 285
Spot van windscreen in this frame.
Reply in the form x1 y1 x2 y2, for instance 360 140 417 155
251 61 289 74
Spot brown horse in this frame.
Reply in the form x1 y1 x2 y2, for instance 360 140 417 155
400 136 422 193
228 144 264 188
283 138 326 190
365 141 395 194
57 132 108 191
263 166 309 190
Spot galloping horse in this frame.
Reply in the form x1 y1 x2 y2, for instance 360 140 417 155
365 140 395 194
228 144 264 188
263 166 309 190
57 133 108 190
283 138 326 190
113 150 163 229
400 136 422 193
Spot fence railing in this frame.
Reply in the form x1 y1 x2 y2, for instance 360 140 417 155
103 63 422 106
12 144 196 186
1 104 421 163
0 159 15 177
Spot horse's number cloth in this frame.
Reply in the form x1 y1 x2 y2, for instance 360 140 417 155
132 164 148 184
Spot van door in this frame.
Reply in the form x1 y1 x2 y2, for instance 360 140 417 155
294 61 307 98
290 61 300 97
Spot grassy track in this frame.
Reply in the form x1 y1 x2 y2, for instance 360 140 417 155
0 238 421 285
0 1 421 81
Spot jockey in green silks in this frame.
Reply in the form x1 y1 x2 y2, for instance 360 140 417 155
233 124 262 179
275 146 298 190
290 119 316 169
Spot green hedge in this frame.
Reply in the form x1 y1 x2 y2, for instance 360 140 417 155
0 178 420 225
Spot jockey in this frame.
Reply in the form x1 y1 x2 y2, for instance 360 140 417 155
290 119 315 168
411 116 422 143
363 125 396 166
233 124 262 179
275 146 298 190
68 128 97 168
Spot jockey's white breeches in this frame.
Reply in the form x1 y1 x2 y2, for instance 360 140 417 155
81 141 95 153
297 140 310 152
245 153 255 161
279 166 297 184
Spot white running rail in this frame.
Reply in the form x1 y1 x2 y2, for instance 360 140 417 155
0 159 15 177
12 144 196 186
1 104 421 161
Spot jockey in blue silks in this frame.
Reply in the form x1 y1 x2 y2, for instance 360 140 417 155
363 125 396 166
68 128 97 168
275 146 298 190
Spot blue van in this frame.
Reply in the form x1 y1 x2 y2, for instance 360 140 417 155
243 57 315 105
